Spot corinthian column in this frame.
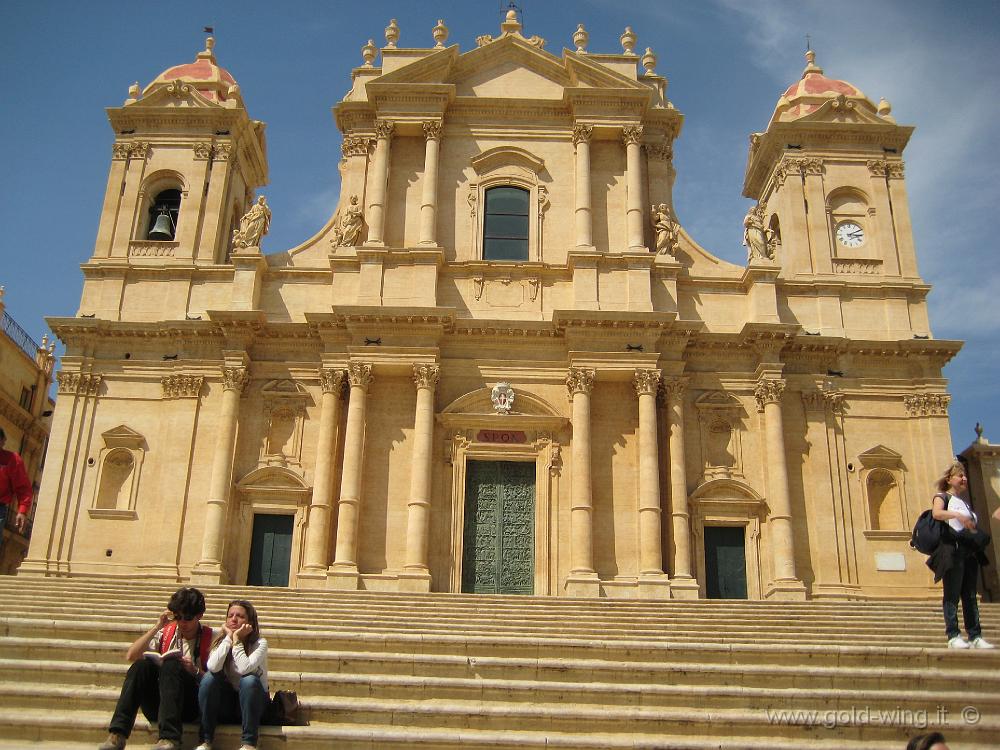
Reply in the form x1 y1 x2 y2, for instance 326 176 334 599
634 369 664 576
365 120 394 246
573 124 594 248
418 121 442 246
565 367 599 596
622 125 645 250
330 362 374 589
662 377 696 594
191 364 248 583
401 364 440 591
755 376 806 598
300 369 345 583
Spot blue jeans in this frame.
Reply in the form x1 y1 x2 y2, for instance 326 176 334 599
198 671 266 746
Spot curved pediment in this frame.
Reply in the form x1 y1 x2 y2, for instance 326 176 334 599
691 478 763 505
471 146 545 176
236 466 309 492
442 386 560 417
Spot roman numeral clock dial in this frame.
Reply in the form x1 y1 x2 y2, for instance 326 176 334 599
836 221 865 248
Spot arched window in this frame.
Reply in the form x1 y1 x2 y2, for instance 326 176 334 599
483 186 529 261
146 188 181 240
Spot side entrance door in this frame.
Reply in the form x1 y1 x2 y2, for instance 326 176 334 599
704 525 748 599
462 460 535 595
247 513 294 587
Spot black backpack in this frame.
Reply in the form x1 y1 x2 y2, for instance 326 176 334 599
910 494 948 554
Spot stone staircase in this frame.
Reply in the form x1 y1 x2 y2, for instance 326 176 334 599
0 578 998 749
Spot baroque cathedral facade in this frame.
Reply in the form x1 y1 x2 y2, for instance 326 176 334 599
23 13 958 601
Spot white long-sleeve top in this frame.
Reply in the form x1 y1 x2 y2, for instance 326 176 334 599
205 635 269 692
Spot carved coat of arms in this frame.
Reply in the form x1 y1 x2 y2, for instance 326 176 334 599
491 382 515 414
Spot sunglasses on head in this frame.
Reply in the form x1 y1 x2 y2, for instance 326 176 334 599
171 612 198 622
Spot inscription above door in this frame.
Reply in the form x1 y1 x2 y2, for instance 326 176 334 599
462 460 535 595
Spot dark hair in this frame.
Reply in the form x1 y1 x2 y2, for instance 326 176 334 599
0 427 6 441
213 599 262 653
906 732 946 750
167 587 206 618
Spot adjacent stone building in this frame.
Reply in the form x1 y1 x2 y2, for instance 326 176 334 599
23 14 962 600
0 288 55 574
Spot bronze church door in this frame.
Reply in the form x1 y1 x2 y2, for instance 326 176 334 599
461 460 535 594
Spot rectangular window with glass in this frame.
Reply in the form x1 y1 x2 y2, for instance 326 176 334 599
483 186 529 261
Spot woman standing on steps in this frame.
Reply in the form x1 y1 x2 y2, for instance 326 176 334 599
929 462 994 649
196 600 269 750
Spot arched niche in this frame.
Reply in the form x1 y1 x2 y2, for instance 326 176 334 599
858 445 908 536
89 425 147 520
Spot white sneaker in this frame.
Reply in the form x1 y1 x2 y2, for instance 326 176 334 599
971 636 996 649
195 744 212 750
948 635 972 649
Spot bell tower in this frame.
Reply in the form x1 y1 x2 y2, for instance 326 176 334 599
742 50 924 338
88 38 267 272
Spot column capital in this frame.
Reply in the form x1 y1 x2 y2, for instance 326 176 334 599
904 393 950 417
347 361 375 388
754 377 786 412
374 119 395 140
633 368 661 396
572 124 593 145
342 135 373 157
422 120 443 141
659 376 688 406
221 366 249 394
319 368 347 395
566 367 596 396
161 374 204 399
412 363 440 390
622 124 644 146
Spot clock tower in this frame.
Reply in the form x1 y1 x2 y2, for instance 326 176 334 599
743 50 925 338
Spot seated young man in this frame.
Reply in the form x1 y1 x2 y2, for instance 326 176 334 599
100 587 213 750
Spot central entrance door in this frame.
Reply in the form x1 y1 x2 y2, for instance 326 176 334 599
247 514 293 587
462 460 535 594
704 525 748 599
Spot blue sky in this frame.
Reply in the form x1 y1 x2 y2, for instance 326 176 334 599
2 1 997 452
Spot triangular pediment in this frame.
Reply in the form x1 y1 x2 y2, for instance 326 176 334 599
372 35 646 101
857 444 904 469
101 424 146 449
261 379 307 396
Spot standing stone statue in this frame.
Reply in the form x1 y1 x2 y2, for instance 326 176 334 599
743 204 772 262
233 196 271 249
332 195 364 247
651 203 679 257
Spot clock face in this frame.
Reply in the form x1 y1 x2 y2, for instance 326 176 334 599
836 221 865 248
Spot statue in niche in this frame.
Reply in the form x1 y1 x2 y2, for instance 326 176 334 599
651 203 679 257
332 195 364 247
232 195 271 249
743 203 773 262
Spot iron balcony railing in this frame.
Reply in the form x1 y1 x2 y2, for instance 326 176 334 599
1 310 40 360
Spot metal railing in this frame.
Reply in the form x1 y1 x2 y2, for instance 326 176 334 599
1 311 40 360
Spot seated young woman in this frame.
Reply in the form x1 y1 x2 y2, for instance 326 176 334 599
195 599 269 750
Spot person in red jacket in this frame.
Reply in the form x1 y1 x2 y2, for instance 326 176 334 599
0 427 33 548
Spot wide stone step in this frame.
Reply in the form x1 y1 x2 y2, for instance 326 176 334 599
0 709 974 750
0 704 992 750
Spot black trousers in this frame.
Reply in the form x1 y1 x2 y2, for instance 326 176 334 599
108 658 199 742
942 551 982 640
